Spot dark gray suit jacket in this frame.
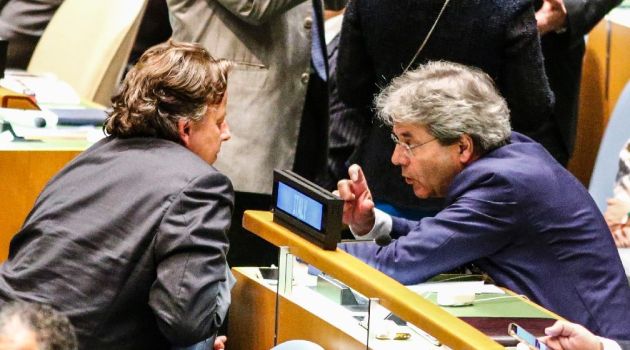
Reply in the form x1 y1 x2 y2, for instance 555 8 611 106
0 137 234 349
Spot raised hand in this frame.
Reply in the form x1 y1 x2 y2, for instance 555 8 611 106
334 164 375 236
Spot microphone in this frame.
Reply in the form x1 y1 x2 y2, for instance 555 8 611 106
375 234 392 246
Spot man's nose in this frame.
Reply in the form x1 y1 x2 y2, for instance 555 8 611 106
391 145 407 166
221 122 231 141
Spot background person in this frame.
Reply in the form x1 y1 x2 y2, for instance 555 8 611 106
166 0 330 267
605 139 630 247
0 0 63 69
0 301 77 350
336 0 562 219
0 40 235 349
535 0 623 165
515 320 630 350
336 61 630 339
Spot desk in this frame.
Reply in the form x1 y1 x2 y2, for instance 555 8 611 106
0 139 91 260
229 210 559 350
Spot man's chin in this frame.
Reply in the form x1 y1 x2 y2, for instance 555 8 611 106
410 185 430 199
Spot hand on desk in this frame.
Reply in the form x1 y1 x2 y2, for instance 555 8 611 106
334 164 375 236
516 320 603 350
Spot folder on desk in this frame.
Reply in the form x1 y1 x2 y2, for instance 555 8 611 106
50 108 108 126
0 87 40 110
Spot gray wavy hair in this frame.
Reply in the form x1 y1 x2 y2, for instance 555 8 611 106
375 61 511 154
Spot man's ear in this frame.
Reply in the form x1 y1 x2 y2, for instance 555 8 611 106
177 118 191 147
458 134 476 164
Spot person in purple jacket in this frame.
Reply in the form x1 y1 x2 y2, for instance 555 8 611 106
337 60 630 340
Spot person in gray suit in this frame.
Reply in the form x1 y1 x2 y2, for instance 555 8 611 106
0 40 234 350
0 0 63 68
167 0 330 266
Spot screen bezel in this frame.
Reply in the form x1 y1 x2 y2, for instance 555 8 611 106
272 170 343 250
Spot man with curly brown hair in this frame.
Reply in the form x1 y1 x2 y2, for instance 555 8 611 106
0 40 235 350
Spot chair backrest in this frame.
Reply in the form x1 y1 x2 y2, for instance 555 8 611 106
27 0 148 106
589 80 630 212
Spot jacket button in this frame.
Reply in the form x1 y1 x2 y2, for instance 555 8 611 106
301 73 310 84
304 16 312 29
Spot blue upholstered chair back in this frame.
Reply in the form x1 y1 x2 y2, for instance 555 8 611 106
589 81 630 212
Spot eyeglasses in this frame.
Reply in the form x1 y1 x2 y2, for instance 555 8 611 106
390 133 437 158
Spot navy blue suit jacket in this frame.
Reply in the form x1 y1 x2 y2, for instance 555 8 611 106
345 133 630 339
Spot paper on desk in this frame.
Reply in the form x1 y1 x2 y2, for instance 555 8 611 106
406 281 505 295
1 72 81 105
12 125 105 143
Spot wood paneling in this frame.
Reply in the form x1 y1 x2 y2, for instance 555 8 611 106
568 15 630 185
0 150 79 260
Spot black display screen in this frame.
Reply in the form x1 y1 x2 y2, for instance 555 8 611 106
272 170 343 250
276 182 324 230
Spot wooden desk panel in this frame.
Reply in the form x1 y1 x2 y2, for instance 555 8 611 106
0 150 80 260
228 268 366 350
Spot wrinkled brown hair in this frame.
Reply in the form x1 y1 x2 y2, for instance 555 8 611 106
105 40 232 142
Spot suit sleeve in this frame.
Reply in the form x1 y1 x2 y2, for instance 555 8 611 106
343 178 518 285
564 0 622 42
216 0 307 25
500 2 554 133
149 171 235 346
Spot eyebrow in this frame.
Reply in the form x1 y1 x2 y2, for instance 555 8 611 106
398 131 414 139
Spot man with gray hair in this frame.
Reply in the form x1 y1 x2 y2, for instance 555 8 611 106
337 61 630 340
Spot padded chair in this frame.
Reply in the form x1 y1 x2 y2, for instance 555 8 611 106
588 80 630 283
589 80 630 212
27 0 148 106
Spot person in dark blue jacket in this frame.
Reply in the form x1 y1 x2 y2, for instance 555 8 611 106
337 61 630 340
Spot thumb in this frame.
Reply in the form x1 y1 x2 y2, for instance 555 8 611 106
359 197 375 213
545 321 568 337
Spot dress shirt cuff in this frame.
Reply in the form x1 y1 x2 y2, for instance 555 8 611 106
599 337 622 350
350 208 392 241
